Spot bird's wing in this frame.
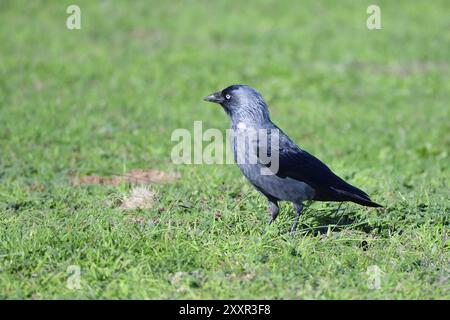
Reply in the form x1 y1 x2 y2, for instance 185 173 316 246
260 128 378 205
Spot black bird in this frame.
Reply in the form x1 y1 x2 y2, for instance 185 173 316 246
204 85 382 234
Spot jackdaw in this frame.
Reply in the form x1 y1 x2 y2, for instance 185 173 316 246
204 85 382 234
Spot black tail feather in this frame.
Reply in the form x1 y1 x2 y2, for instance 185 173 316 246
331 188 383 208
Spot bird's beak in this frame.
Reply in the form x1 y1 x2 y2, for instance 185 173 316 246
203 91 224 104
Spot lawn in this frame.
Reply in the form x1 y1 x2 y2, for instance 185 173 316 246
0 0 449 299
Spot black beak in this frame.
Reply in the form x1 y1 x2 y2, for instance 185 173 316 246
203 91 224 104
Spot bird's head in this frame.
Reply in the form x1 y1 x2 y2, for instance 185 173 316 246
204 85 270 123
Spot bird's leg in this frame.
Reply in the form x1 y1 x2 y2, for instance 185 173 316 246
263 200 279 234
290 203 304 235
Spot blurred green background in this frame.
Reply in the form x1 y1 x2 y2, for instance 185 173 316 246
0 0 448 299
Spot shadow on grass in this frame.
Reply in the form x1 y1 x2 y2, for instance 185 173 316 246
296 204 387 237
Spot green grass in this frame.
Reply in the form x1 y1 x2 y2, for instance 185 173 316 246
0 0 449 299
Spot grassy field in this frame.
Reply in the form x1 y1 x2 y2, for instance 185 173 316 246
0 0 449 299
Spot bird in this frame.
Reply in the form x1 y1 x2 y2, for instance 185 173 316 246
204 84 382 234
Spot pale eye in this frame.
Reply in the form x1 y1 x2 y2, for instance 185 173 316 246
225 94 231 100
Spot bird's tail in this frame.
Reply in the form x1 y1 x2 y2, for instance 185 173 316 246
331 187 383 208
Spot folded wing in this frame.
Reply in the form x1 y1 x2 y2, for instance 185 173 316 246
262 128 382 207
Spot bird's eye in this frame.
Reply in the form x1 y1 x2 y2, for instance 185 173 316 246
225 94 231 100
